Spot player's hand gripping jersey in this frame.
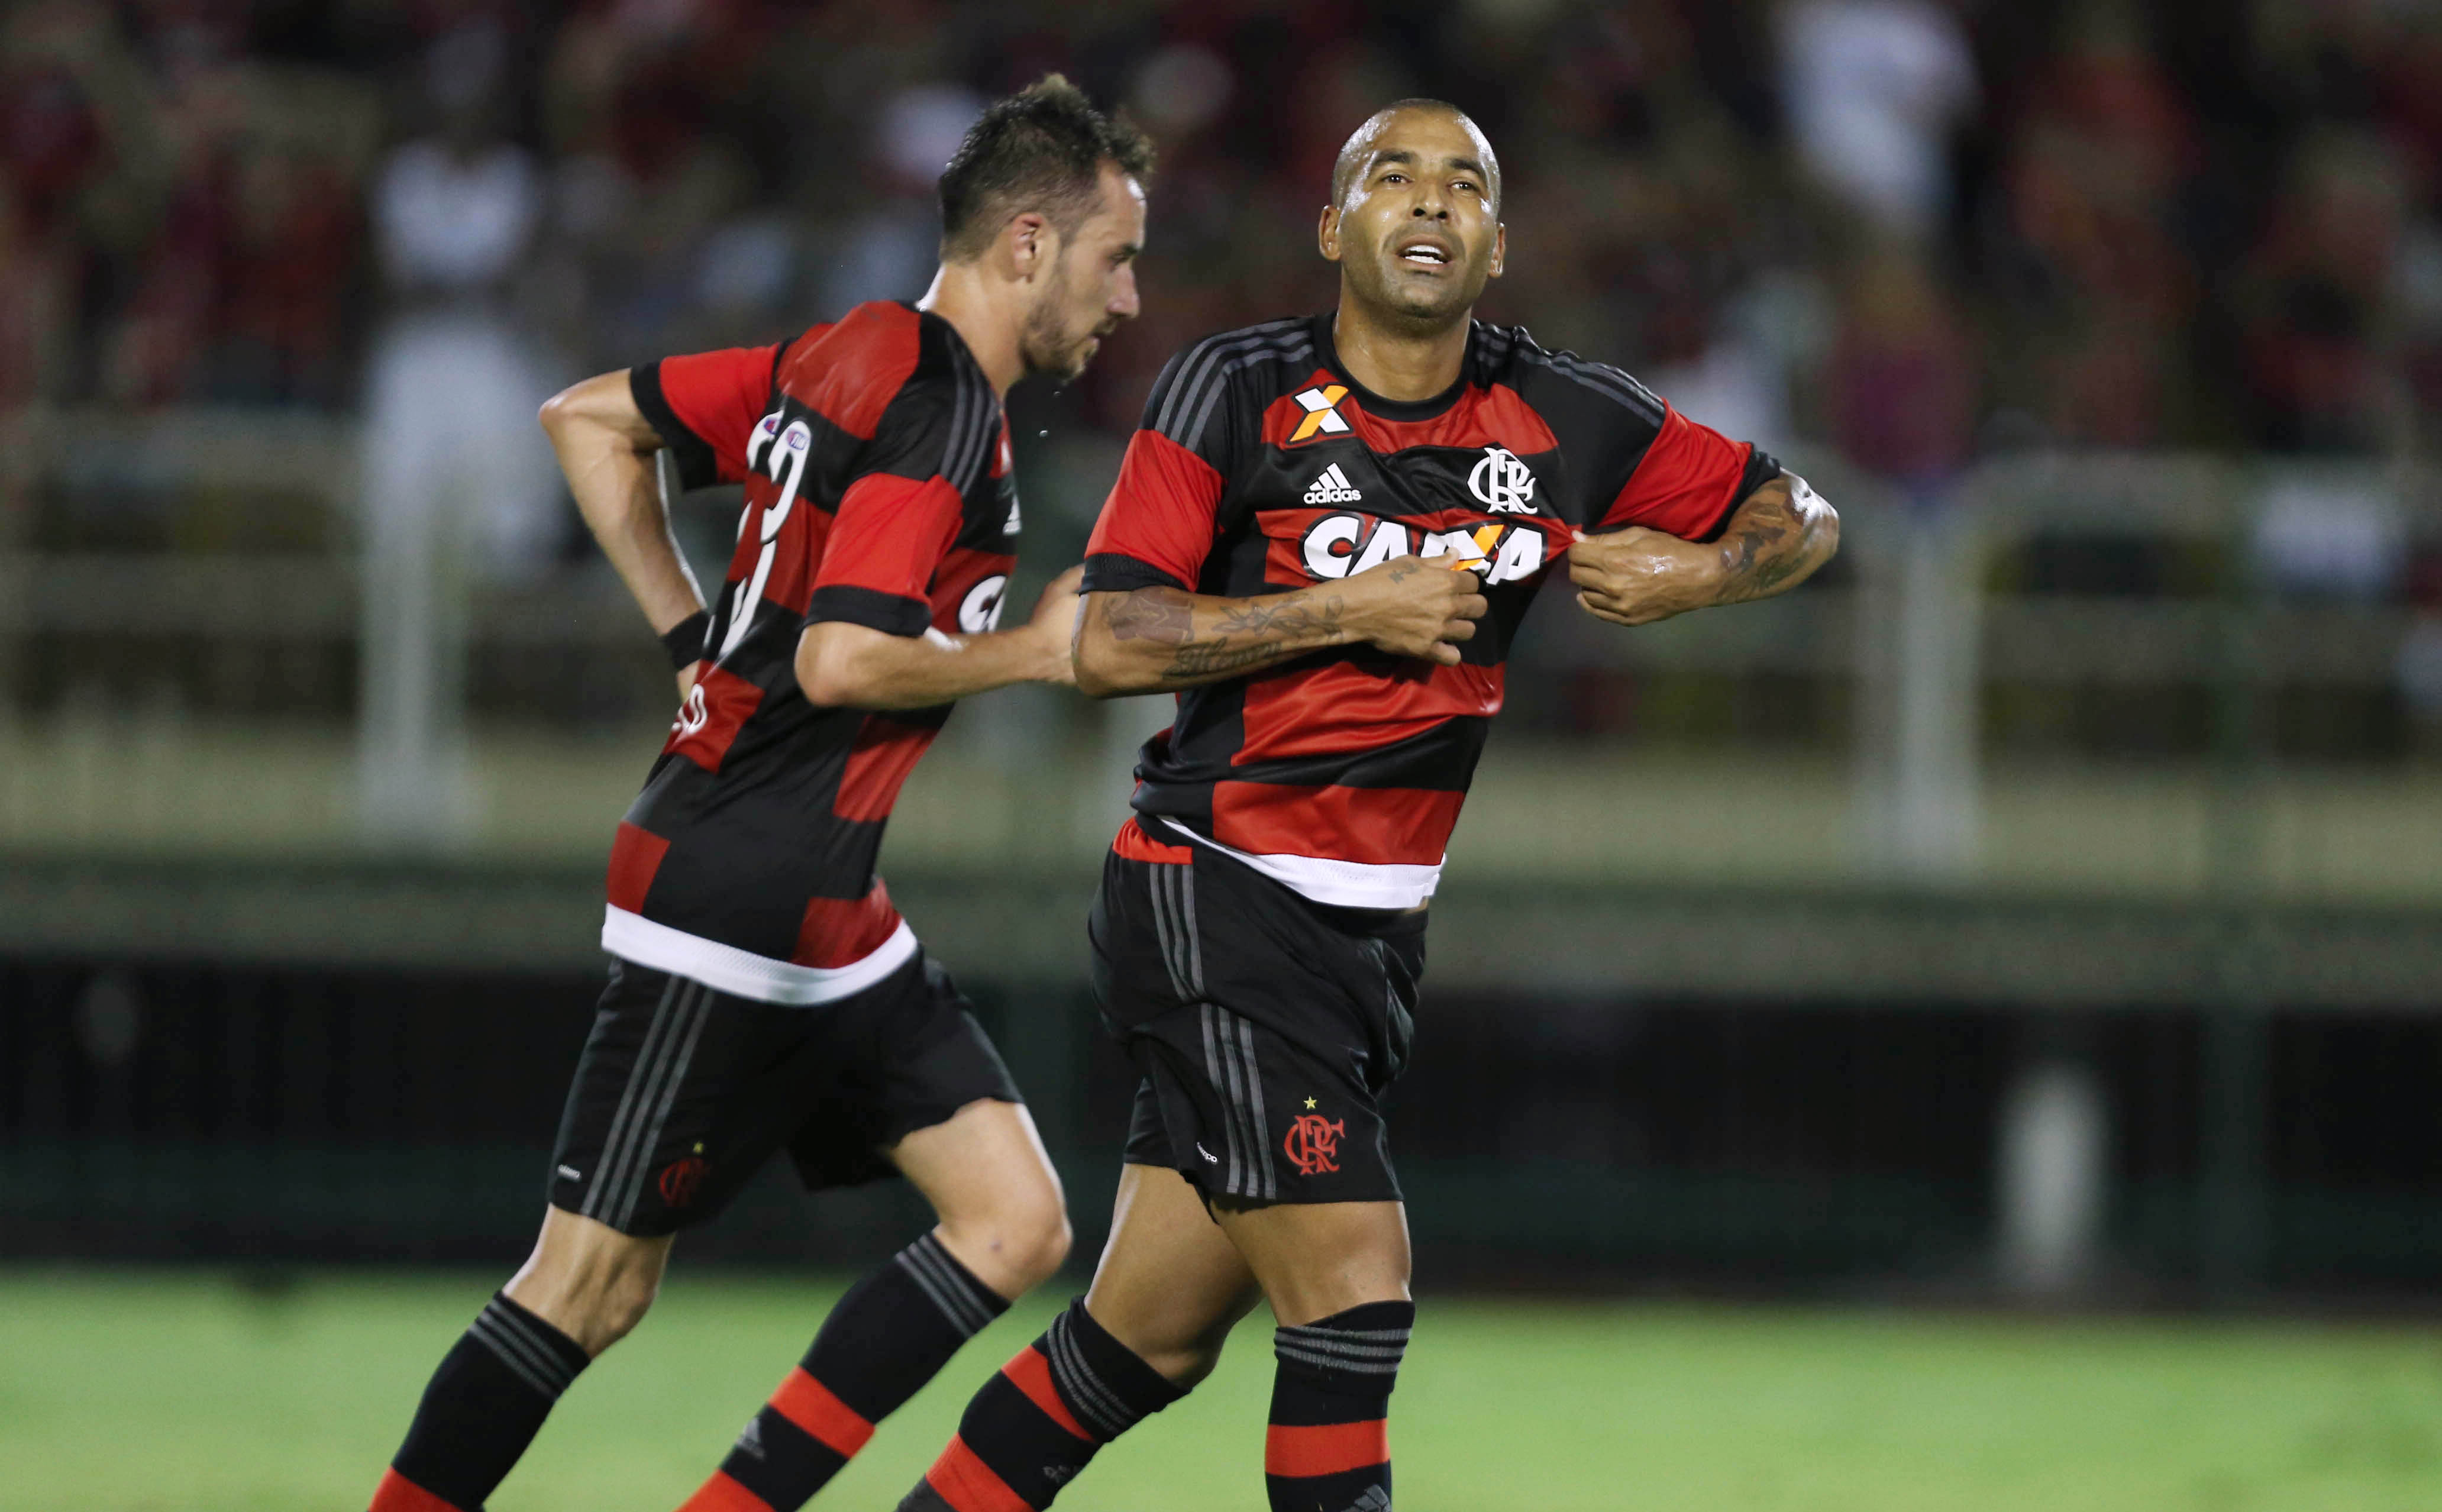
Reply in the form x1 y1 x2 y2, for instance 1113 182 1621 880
608 301 1019 1001
1081 315 1780 909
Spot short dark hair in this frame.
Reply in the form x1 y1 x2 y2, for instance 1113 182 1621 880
937 75 1154 261
1330 98 1501 212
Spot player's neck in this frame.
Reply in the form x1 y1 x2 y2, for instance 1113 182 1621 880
1329 299 1470 403
917 263 1024 396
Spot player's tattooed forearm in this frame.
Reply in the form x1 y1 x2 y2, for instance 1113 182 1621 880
1162 639 1313 677
1212 595 1340 639
1107 587 1196 645
1155 592 1346 681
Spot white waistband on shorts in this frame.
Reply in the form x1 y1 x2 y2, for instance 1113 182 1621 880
1157 818 1441 910
600 906 919 1005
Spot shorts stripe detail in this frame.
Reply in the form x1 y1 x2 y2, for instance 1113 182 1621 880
611 986 713 1230
1264 1420 1390 1478
585 978 710 1228
896 1233 996 1338
591 982 693 1226
1200 1003 1247 1197
923 1436 1032 1512
1231 1011 1272 1201
1042 1309 1135 1442
768 1368 876 1457
1148 862 1205 1004
580 973 686 1220
1174 863 1206 995
1200 1004 1272 1201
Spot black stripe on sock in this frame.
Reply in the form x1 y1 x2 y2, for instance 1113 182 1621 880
718 1406 849 1510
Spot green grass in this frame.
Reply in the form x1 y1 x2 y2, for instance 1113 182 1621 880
4 1270 2442 1511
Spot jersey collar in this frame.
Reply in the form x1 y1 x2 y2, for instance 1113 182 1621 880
1313 311 1481 424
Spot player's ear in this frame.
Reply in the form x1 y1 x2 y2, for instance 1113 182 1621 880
1488 221 1506 280
1008 211 1052 280
1317 204 1342 264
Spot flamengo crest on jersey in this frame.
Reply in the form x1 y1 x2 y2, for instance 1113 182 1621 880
1303 463 1363 505
1468 445 1539 513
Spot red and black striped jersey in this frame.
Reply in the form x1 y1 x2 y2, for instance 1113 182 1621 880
1081 313 1777 909
606 300 1018 1003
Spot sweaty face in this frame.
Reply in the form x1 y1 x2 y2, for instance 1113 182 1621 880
1021 166 1146 382
1325 108 1503 330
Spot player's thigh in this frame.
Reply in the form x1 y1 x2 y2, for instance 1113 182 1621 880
504 1206 675 1355
1212 1197 1411 1327
1083 1162 1262 1384
888 1096 1067 1294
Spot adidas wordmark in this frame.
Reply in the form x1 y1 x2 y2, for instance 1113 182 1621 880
1303 464 1363 505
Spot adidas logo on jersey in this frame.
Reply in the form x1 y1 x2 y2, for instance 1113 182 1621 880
1303 464 1363 505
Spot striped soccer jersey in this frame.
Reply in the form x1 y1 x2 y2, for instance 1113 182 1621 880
608 301 1017 1003
1080 313 1779 909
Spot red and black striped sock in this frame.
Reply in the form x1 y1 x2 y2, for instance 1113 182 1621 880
677 1232 1009 1512
1264 1301 1413 1512
896 1298 1186 1511
369 1291 591 1512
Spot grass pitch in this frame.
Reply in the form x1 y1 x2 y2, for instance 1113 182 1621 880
3 1269 2440 1511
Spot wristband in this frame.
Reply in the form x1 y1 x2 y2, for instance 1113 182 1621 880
661 610 710 671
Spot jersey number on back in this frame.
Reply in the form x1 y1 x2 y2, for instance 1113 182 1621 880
719 408 812 660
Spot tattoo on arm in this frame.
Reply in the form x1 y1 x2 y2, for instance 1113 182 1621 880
1161 592 1346 681
1713 477 1834 605
1106 587 1196 644
1096 584 1351 684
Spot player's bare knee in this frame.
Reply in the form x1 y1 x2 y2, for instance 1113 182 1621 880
942 1185 1070 1295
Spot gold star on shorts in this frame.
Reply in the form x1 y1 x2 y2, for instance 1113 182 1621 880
1303 1097 1317 1110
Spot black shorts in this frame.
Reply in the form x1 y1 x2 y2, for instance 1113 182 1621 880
547 951 1020 1237
1093 819 1425 1207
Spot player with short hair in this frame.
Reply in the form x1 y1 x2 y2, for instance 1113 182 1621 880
893 99 1840 1512
365 77 1153 1512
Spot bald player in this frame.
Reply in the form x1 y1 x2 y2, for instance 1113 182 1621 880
895 99 1838 1512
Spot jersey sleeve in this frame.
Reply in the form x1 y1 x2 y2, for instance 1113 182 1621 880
804 368 994 638
1081 341 1236 595
631 343 783 490
1597 404 1781 542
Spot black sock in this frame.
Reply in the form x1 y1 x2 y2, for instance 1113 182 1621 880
897 1297 1186 1510
1264 1301 1413 1512
372 1293 590 1512
683 1232 1010 1511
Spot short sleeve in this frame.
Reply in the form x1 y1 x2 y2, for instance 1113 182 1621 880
805 370 992 637
1596 405 1777 542
1081 344 1233 593
631 344 782 490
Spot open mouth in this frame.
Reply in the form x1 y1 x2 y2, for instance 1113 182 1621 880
1397 238 1454 269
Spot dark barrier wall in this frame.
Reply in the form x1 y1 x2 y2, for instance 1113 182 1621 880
7 957 2441 1297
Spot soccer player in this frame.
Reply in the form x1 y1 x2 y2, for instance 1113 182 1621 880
893 100 1840 1512
365 78 1153 1512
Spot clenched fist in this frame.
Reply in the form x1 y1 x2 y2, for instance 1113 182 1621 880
1343 554 1488 664
1565 526 1724 627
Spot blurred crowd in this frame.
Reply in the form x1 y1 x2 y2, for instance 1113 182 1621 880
12 0 2442 467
